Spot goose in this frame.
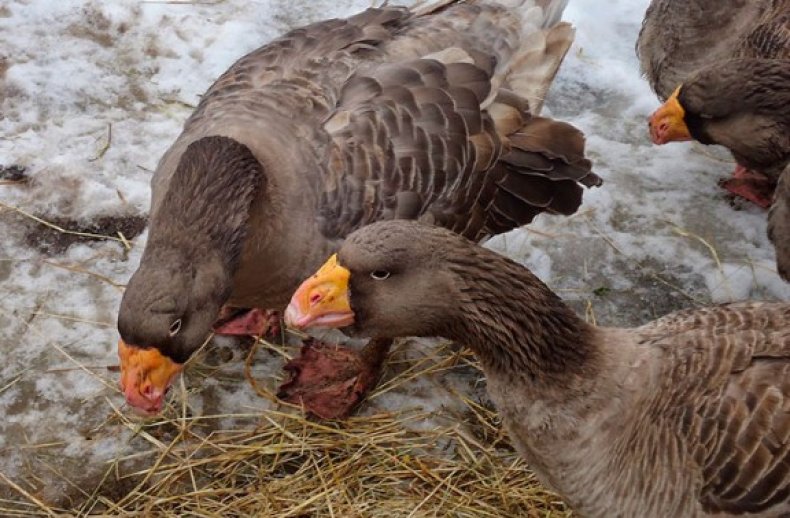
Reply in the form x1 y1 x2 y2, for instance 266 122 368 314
637 0 790 280
115 0 601 418
285 219 790 517
770 168 790 279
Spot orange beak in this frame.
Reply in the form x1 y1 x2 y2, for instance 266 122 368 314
118 339 183 415
284 254 355 330
648 85 692 144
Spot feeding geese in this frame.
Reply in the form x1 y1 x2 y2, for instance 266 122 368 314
637 0 790 280
286 219 790 517
115 0 601 418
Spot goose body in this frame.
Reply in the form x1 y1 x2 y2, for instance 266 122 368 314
638 0 790 280
116 0 600 413
287 220 790 517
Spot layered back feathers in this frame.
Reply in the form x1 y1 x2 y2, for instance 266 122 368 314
314 0 600 242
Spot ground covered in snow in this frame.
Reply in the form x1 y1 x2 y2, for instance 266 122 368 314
1 0 787 513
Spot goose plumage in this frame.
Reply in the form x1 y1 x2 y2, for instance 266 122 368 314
115 0 601 415
286 220 790 517
637 0 790 281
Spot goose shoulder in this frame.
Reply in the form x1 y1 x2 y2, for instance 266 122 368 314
489 302 790 517
629 302 790 515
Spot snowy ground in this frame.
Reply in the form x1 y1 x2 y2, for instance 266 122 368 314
1 0 788 512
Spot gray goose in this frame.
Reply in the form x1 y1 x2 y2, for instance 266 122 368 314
115 0 601 417
286 220 790 518
637 0 790 280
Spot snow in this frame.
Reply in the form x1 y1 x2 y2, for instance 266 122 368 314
0 0 787 509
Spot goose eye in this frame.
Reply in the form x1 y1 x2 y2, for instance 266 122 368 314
169 319 182 337
370 270 391 281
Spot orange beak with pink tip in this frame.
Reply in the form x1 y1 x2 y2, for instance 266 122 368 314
285 254 355 330
118 339 183 415
648 85 692 145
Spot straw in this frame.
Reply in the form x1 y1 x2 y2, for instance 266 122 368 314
2 335 571 517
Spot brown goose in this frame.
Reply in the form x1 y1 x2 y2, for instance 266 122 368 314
116 0 601 417
769 165 790 280
637 0 790 279
285 220 790 517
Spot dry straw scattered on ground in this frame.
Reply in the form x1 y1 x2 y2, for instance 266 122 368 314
1 334 572 518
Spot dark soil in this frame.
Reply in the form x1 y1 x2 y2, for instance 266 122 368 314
24 214 148 254
0 164 27 182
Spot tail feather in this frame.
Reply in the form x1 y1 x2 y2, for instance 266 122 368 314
477 116 600 236
409 0 573 115
536 0 570 28
390 0 595 241
477 0 593 236
505 21 574 114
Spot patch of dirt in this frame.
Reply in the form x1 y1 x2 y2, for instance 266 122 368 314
0 260 11 283
1 437 151 513
73 473 140 512
24 214 147 254
0 164 26 182
66 7 114 48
